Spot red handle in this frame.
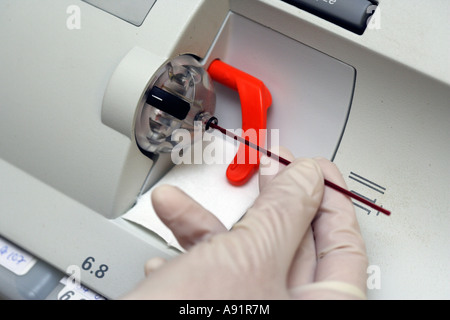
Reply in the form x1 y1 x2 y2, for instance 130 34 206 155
208 60 272 186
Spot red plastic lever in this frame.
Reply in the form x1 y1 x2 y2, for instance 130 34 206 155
208 60 272 186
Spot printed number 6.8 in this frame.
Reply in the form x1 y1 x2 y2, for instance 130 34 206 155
81 256 109 279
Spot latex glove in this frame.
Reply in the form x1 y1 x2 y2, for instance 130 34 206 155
122 150 368 300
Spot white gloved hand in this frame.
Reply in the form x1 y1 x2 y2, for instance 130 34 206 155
122 149 368 300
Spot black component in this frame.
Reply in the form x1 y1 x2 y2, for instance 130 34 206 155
282 0 377 35
204 116 218 131
146 86 190 120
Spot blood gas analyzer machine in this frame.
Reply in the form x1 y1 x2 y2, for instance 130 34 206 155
0 0 449 300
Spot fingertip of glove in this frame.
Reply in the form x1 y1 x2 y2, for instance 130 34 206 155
290 158 324 180
284 159 326 202
151 184 180 207
312 157 347 186
260 146 295 167
313 157 335 170
144 257 167 276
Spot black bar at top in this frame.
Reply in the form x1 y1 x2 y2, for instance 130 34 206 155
282 0 377 35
